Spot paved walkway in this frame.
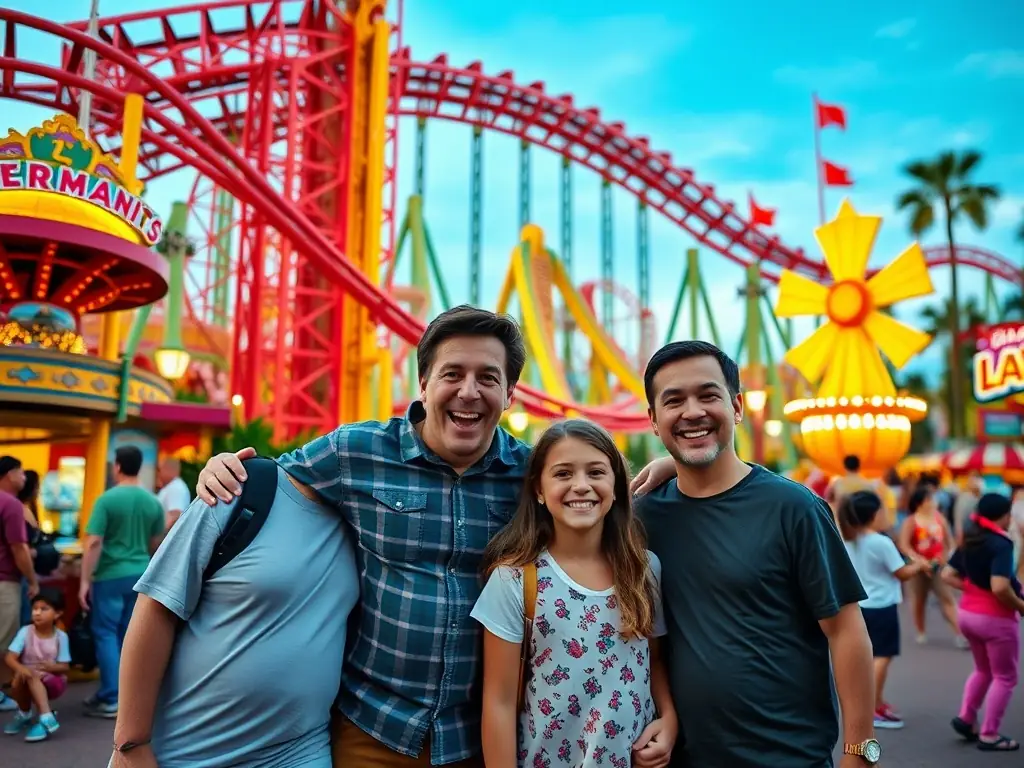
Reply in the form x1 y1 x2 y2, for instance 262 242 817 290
3 604 1022 766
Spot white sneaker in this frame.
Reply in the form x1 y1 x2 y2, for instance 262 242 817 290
916 633 928 645
954 635 970 650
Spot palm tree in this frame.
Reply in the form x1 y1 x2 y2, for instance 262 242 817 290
896 150 1000 440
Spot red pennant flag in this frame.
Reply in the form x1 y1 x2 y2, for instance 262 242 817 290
748 193 776 227
822 160 854 186
815 100 847 130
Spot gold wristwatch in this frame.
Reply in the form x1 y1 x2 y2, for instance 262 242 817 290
844 738 881 764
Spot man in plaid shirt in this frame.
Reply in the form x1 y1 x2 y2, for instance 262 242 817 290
195 306 675 767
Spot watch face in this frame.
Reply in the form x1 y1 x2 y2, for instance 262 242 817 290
864 740 881 762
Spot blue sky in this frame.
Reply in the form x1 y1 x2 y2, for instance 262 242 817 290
3 0 1023 385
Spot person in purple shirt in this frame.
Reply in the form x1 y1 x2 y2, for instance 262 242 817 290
0 456 37 713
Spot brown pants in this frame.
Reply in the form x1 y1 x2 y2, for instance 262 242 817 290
331 713 484 768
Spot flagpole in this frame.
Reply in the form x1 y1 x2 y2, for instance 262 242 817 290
812 92 825 226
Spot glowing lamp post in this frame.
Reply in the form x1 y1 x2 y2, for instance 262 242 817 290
155 203 193 381
154 347 191 380
774 200 935 478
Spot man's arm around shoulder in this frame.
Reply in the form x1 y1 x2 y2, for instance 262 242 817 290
196 428 346 507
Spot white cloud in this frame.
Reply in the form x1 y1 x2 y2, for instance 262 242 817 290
875 19 917 39
773 60 880 90
956 50 1024 79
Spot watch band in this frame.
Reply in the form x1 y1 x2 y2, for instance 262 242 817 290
843 738 881 764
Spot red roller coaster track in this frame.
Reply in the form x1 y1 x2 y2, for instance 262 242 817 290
0 3 1019 436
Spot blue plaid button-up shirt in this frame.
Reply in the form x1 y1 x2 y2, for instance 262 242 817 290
276 402 531 765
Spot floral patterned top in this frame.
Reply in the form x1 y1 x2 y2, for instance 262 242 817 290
471 550 666 767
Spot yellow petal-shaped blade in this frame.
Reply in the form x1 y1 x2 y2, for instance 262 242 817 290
817 327 897 399
783 322 839 384
814 199 880 282
866 242 935 308
774 270 828 318
862 310 933 369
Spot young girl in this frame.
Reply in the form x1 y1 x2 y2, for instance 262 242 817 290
838 490 927 730
472 419 676 768
4 588 71 743
897 485 963 645
943 493 1024 752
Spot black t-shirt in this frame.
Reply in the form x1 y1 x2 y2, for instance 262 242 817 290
949 533 1022 596
636 464 867 768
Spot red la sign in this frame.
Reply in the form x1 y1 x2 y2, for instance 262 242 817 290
974 323 1024 403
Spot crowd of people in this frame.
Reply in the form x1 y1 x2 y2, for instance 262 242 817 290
0 451 192 741
0 304 1021 767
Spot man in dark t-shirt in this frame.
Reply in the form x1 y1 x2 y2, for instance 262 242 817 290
634 341 878 768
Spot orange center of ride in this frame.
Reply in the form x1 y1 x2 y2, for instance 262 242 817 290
826 280 871 327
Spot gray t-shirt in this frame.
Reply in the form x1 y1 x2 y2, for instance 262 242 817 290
134 466 359 768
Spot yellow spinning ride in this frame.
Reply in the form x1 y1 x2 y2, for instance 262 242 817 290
775 200 934 477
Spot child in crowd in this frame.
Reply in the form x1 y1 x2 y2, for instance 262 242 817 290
838 491 927 730
472 419 676 768
3 588 71 743
943 493 1024 753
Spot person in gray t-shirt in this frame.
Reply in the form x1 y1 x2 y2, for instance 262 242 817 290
108 466 359 768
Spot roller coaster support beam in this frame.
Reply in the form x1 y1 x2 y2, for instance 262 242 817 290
211 188 233 328
519 140 531 228
407 195 431 399
637 196 650 324
415 117 426 197
339 1 392 425
601 180 614 333
664 249 722 347
391 199 452 314
731 270 798 470
470 126 483 305
560 157 574 383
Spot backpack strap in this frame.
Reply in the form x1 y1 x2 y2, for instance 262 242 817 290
203 457 278 580
517 561 538 712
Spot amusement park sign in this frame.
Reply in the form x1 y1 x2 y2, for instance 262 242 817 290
973 322 1024 403
0 159 163 246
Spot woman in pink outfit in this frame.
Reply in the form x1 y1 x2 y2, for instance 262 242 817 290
942 493 1024 753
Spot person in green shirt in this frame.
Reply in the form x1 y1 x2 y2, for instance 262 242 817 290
79 445 164 719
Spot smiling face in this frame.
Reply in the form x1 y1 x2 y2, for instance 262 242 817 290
418 335 512 471
648 355 743 469
537 436 616 536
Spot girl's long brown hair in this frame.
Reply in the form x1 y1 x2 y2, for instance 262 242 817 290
481 419 658 638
